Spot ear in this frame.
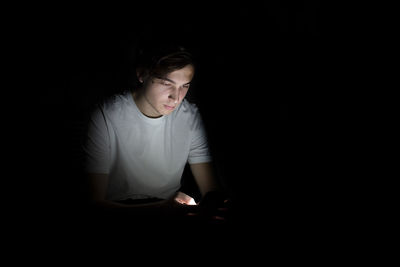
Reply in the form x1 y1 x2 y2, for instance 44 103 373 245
136 69 144 83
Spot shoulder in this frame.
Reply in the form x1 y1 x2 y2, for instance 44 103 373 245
173 99 204 130
98 90 133 115
87 90 134 127
176 99 200 117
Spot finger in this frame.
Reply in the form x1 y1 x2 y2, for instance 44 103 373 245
174 194 197 205
184 198 197 205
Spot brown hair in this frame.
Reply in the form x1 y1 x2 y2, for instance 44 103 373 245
135 44 195 83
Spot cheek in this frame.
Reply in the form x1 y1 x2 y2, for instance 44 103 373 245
180 89 189 100
147 87 166 101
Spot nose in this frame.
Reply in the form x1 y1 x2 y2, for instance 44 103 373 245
169 88 180 103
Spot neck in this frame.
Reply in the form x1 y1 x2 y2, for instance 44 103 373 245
132 90 162 118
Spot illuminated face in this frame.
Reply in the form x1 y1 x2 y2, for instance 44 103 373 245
136 64 194 118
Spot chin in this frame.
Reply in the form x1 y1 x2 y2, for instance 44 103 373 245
163 110 174 115
160 106 175 115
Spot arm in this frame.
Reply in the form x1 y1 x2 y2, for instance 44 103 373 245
86 173 166 210
189 162 220 197
85 164 219 206
189 162 230 220
86 173 198 217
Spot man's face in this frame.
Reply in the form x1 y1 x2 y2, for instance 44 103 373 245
140 64 194 117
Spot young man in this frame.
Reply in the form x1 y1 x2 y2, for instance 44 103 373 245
82 44 227 222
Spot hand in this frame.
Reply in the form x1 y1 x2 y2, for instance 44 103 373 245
199 191 231 222
162 191 231 223
185 191 231 223
199 190 230 209
160 191 200 218
174 191 197 206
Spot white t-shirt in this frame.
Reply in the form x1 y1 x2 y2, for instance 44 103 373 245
83 90 212 201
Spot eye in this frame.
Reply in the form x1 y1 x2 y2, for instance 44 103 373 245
182 84 190 89
162 81 172 86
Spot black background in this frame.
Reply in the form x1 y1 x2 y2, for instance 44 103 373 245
9 1 326 242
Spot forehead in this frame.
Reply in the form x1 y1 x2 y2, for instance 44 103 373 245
161 65 194 83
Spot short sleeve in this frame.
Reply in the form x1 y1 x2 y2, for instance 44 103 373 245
82 106 111 174
188 111 212 164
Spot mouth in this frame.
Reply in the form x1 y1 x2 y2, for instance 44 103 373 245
164 104 175 110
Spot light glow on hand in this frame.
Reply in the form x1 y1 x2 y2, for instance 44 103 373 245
186 198 197 205
174 191 197 205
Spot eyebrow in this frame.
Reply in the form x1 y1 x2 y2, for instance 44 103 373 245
157 76 191 86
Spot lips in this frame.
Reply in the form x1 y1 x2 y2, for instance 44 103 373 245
164 104 175 110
